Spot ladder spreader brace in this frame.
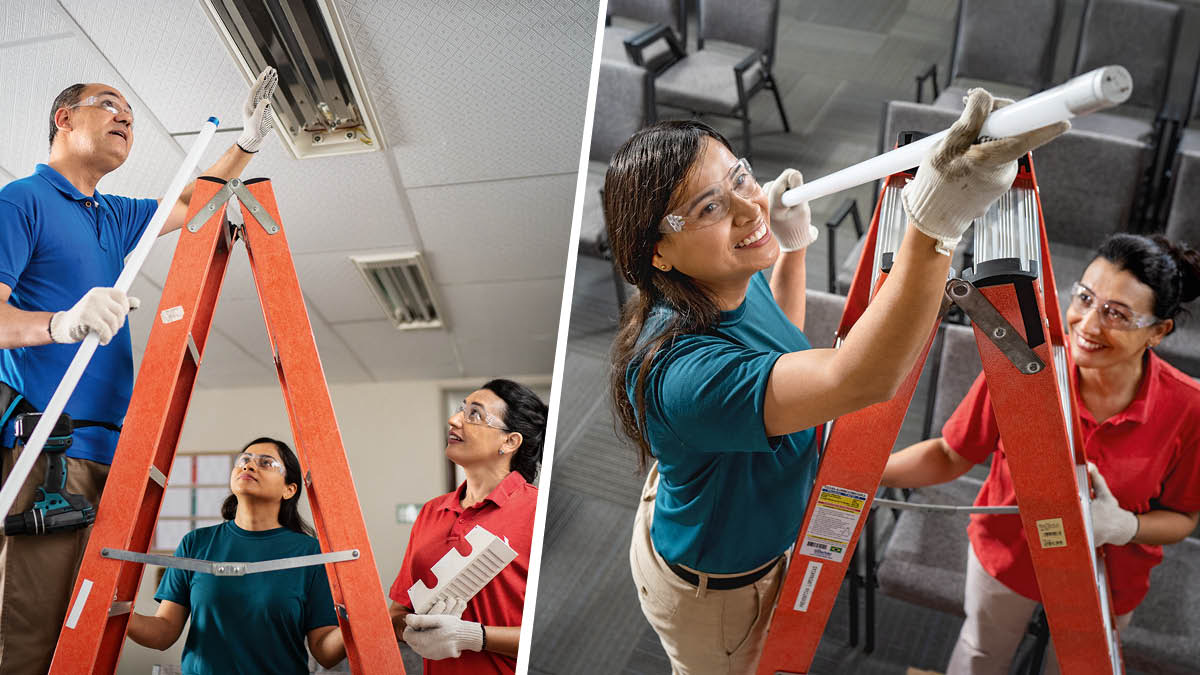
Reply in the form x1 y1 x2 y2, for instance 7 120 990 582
756 156 1122 675
50 177 407 674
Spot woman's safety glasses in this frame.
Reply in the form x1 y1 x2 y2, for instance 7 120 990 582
659 158 761 233
1069 282 1160 331
454 401 510 431
234 452 286 475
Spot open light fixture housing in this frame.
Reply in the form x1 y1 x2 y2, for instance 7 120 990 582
350 252 445 331
201 0 385 159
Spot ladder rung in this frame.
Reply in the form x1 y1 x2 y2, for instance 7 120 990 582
148 465 167 488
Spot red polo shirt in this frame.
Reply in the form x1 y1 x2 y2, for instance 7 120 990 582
390 470 536 674
944 351 1200 615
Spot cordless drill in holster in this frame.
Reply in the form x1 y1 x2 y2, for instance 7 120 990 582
2 413 96 536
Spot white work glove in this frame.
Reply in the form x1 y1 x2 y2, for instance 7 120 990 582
424 597 468 618
404 598 483 661
1088 462 1138 547
901 88 1069 255
764 168 817 252
236 67 278 153
50 287 139 346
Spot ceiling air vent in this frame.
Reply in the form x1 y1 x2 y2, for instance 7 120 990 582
351 252 444 330
201 0 384 159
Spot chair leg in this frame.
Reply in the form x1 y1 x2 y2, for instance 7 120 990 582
847 551 860 648
741 112 753 163
864 512 877 654
768 73 791 133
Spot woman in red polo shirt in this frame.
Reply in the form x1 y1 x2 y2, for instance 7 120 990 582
388 379 547 674
882 233 1200 674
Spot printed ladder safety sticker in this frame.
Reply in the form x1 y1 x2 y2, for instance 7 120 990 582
799 484 868 563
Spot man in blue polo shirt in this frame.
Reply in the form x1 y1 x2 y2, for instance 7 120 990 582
0 69 278 674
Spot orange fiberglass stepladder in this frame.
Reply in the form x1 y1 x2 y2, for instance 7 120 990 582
48 177 405 674
756 147 1123 675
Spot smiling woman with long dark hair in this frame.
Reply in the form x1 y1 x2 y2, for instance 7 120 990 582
387 379 547 675
604 91 1067 673
126 437 346 673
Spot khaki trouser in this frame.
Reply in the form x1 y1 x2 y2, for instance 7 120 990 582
0 444 109 675
629 465 786 675
947 545 1132 675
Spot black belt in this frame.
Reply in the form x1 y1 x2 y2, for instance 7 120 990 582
666 555 781 590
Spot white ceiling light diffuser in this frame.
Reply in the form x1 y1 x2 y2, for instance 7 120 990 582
201 0 384 159
351 252 445 331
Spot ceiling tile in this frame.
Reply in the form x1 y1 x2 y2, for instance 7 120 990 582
58 0 246 134
193 329 277 389
439 277 564 343
455 333 557 377
331 320 461 380
209 296 275 366
292 250 391 324
0 2 70 43
407 174 575 284
339 0 598 186
309 314 373 384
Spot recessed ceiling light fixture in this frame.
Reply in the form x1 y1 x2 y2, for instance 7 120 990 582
201 0 384 159
350 252 444 330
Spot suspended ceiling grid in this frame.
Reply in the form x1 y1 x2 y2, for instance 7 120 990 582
0 0 598 386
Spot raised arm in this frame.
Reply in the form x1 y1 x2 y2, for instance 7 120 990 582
126 599 188 651
160 67 278 235
765 169 815 329
761 90 1068 437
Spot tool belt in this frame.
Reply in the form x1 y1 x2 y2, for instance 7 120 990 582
0 381 121 441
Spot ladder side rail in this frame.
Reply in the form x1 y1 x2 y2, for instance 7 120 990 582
756 274 946 674
238 179 405 673
970 281 1120 674
1028 153 1122 671
50 179 235 674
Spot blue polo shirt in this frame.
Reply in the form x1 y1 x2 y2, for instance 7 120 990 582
156 521 340 675
0 163 156 463
629 271 818 573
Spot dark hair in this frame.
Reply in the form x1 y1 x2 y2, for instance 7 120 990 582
1094 233 1200 332
605 121 730 469
49 83 88 149
482 379 548 483
221 437 315 536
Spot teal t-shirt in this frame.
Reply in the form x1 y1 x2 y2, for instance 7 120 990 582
155 521 339 675
628 272 818 574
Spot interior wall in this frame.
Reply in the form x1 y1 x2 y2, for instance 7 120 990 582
118 373 550 673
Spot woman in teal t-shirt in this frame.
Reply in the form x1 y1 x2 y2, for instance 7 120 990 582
603 93 1068 673
127 437 345 674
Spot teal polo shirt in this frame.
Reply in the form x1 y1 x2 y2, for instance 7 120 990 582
0 164 156 463
156 521 339 675
628 271 818 573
